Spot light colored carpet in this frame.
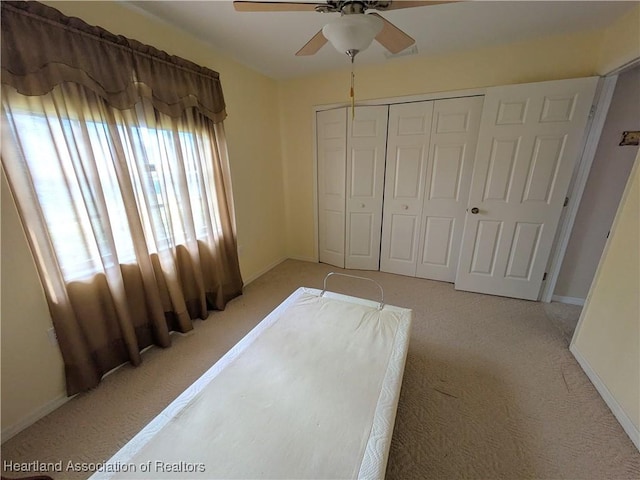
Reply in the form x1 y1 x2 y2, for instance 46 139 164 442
543 302 583 346
2 260 639 479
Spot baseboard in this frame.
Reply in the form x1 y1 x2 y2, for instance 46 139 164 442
570 343 640 451
243 256 321 286
552 295 586 306
286 255 318 264
1 394 71 444
242 257 288 286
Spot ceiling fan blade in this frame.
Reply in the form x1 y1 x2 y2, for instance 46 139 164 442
233 1 320 12
383 1 459 10
370 13 415 54
296 29 328 56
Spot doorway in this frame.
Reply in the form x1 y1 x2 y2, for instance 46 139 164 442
554 65 640 305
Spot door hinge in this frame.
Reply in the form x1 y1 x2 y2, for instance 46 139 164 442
589 105 596 118
543 272 547 281
563 197 569 207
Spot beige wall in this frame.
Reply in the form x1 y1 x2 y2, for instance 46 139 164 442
1 1 286 435
556 66 640 300
1 172 68 434
598 4 640 75
278 29 604 260
571 153 640 443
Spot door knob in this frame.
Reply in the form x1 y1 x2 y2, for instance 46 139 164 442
470 207 479 214
401 204 409 210
360 203 366 208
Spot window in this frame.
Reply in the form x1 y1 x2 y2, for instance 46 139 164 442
9 107 219 282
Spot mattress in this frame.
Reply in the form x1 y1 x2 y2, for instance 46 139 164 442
90 286 412 480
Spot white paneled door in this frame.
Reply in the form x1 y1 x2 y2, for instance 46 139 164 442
346 106 389 269
380 101 435 276
455 77 598 300
317 106 388 269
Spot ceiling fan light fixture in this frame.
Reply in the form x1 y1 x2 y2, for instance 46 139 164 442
322 14 384 56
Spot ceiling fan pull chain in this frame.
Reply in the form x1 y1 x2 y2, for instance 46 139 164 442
350 55 355 119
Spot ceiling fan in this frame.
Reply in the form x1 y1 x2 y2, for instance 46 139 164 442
233 1 457 58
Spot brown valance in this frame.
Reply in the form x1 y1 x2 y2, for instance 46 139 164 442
1 1 227 123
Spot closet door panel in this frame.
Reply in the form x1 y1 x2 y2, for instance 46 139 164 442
380 102 434 276
416 96 483 281
345 106 389 270
317 108 347 268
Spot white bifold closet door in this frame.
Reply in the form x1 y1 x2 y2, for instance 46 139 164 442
380 97 483 280
380 101 434 276
317 108 347 268
417 97 484 281
345 106 389 269
317 105 389 269
455 77 598 300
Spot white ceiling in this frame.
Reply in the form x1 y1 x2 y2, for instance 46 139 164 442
125 1 636 79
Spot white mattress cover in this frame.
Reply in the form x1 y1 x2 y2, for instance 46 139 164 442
90 287 412 480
